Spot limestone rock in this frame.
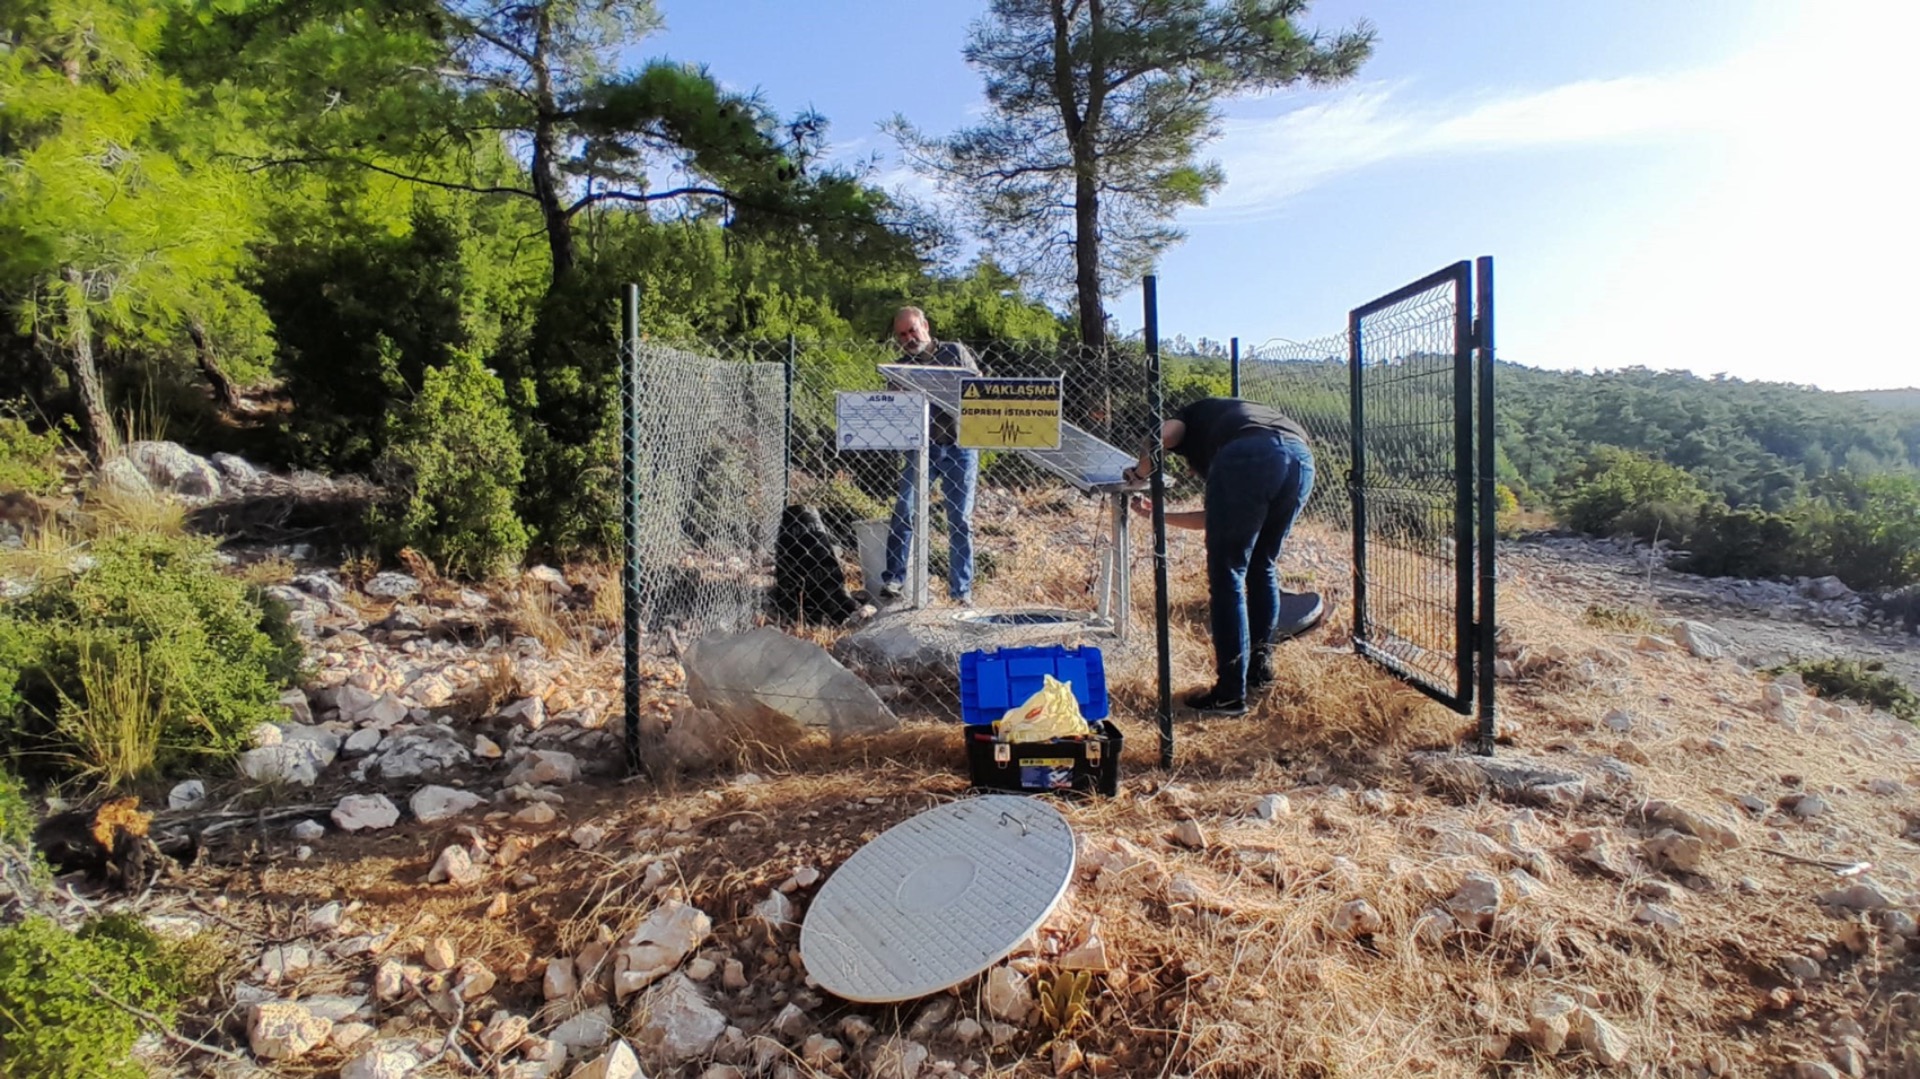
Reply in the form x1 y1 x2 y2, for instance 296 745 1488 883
363 572 421 599
1410 752 1586 812
571 1041 643 1079
340 1039 430 1079
500 696 548 729
1254 793 1291 820
1643 830 1710 874
124 441 221 499
1569 1007 1629 1066
1330 899 1385 939
549 1005 614 1050
544 958 578 1001
1783 793 1830 819
614 901 712 999
1639 800 1740 850
410 784 485 823
515 802 558 826
1820 882 1895 911
685 627 898 738
423 936 458 972
427 845 482 886
239 740 334 786
633 973 726 1064
1168 819 1208 850
168 780 206 810
332 794 400 832
1672 620 1733 660
754 890 795 929
248 1001 332 1061
365 726 471 780
506 749 579 786
1446 872 1503 932
983 966 1032 1023
867 1036 930 1079
1525 995 1575 1056
342 728 383 756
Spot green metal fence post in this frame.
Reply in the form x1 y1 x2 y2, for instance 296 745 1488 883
622 283 647 776
1145 276 1174 768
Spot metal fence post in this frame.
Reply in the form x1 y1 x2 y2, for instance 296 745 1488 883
1476 256 1498 755
1230 337 1240 398
1144 276 1174 768
783 334 796 507
621 284 648 777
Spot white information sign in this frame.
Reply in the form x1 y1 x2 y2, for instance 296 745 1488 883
836 391 927 451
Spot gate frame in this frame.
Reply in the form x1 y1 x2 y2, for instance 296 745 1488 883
1347 259 1498 752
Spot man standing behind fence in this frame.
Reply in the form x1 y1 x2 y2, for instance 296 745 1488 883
880 306 979 605
1124 397 1316 715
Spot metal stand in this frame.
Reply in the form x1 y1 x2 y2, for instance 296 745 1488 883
911 399 931 610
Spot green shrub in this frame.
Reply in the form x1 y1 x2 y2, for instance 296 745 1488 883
0 765 30 848
1582 602 1660 634
1559 447 1709 541
1674 504 1801 580
1793 473 1920 591
370 350 530 578
0 411 62 496
1787 658 1920 724
0 914 193 1079
0 531 294 783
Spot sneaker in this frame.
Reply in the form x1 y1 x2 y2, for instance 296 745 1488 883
952 593 974 608
1248 668 1275 693
1181 687 1247 716
878 580 903 600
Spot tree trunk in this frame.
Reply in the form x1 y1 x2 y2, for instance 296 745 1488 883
187 320 243 411
530 5 575 285
531 131 575 283
61 268 117 463
1072 168 1106 351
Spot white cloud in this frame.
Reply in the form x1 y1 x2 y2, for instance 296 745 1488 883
1199 66 1745 221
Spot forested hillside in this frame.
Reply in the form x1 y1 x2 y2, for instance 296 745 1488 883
1497 365 1920 506
1493 366 1920 590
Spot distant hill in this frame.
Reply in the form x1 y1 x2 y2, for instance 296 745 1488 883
1845 388 1920 411
1492 364 1920 509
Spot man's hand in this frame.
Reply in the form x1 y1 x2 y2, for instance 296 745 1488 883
1130 494 1154 518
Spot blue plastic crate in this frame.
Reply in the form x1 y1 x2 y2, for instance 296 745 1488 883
958 645 1109 726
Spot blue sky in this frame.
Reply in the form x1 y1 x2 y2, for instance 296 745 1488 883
640 1 1915 392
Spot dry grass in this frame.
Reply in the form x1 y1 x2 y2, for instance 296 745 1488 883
181 498 1920 1079
88 480 187 536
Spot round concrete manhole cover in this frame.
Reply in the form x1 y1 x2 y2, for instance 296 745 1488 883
799 795 1075 1003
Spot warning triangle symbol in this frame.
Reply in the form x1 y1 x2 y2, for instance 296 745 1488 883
962 383 981 398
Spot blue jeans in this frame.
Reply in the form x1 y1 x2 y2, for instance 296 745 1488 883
884 443 978 598
1204 434 1315 697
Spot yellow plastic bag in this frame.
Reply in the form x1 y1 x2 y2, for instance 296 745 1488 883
994 674 1093 741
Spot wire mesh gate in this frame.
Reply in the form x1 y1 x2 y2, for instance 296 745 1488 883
1345 259 1497 750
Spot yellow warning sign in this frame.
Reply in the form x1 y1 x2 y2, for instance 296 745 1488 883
957 378 1062 450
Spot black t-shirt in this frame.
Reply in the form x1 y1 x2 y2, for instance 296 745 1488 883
1172 398 1310 479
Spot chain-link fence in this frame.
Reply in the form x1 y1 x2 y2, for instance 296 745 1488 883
620 260 1495 761
635 337 1163 727
620 338 787 641
1237 334 1353 532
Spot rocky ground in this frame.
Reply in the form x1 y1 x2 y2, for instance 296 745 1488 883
10 445 1920 1079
